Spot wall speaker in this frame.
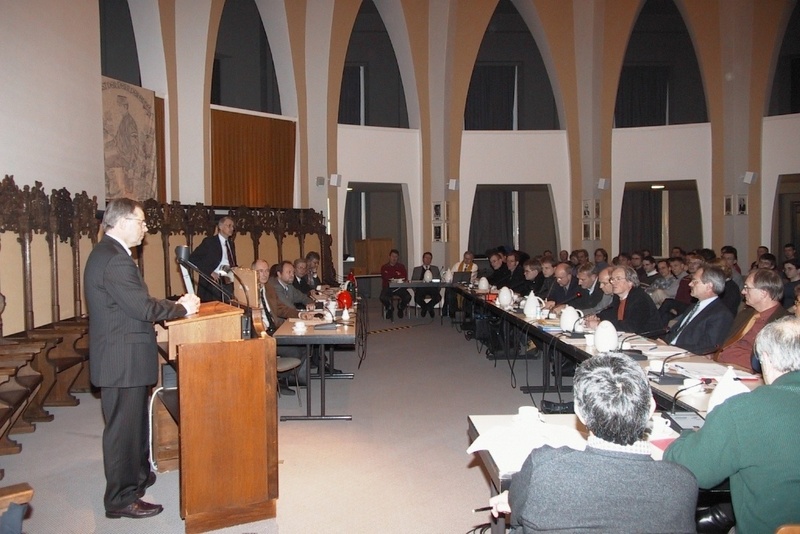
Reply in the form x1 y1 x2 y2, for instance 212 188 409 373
743 171 757 185
597 178 608 190
448 179 458 191
329 174 342 187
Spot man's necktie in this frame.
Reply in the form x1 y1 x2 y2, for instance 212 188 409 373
226 239 237 268
670 302 700 343
715 311 760 360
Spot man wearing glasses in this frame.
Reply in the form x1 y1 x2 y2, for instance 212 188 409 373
85 198 200 519
586 266 661 335
716 268 788 370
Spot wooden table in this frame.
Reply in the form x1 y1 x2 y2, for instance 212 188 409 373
274 311 359 421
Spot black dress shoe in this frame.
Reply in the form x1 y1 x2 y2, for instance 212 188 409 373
279 384 296 396
106 499 163 519
385 307 393 320
420 307 427 318
136 471 157 498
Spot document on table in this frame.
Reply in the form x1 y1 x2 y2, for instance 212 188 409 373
672 362 759 381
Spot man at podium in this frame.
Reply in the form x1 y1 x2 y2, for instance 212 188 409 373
85 198 200 519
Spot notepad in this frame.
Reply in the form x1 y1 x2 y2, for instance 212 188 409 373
672 362 759 381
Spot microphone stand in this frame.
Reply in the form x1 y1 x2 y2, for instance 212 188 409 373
648 349 691 385
663 379 711 431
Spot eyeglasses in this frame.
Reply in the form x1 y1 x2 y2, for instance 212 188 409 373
125 217 146 226
610 276 627 283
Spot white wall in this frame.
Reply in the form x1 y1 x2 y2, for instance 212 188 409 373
459 130 572 251
612 123 712 253
762 113 800 245
0 0 105 199
336 125 422 276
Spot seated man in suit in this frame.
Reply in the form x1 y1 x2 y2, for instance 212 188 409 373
292 258 314 295
716 268 788 370
379 249 411 319
444 250 478 318
659 253 700 325
663 263 734 354
496 250 526 293
270 261 314 310
519 258 544 296
586 266 662 335
188 216 237 302
252 259 318 394
639 255 659 286
543 262 580 310
665 317 800 533
411 252 441 318
486 251 510 287
538 257 557 300
490 354 697 533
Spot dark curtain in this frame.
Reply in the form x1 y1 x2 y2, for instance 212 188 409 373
468 188 514 256
620 190 662 254
343 190 362 257
465 64 516 130
792 57 800 114
339 64 362 125
614 65 669 128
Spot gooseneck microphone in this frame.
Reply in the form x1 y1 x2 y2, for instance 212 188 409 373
174 245 231 304
670 378 713 414
648 349 691 385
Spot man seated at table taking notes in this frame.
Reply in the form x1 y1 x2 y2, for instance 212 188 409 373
489 354 697 533
665 317 800 534
410 252 441 317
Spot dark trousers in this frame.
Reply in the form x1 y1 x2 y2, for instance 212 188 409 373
414 288 441 310
379 287 411 310
101 386 150 511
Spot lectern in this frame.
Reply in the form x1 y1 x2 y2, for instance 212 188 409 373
154 302 277 533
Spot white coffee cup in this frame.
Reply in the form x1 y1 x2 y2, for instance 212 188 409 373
682 378 702 389
293 321 307 332
584 333 595 347
649 360 665 373
517 405 538 420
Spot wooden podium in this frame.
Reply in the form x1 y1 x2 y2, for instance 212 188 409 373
155 302 277 533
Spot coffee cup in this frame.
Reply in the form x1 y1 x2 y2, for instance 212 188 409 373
584 333 595 347
649 360 665 373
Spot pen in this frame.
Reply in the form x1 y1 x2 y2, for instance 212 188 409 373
473 506 493 513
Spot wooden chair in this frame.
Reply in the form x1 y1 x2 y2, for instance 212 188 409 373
776 526 800 534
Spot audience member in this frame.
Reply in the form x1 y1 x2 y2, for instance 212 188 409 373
670 246 685 259
543 262 580 309
410 252 441 318
616 252 631 267
630 251 646 281
496 251 526 293
757 252 778 272
490 354 698 533
783 259 800 308
708 257 742 315
539 258 557 300
663 264 733 354
292 258 314 295
665 317 800 533
558 250 569 263
270 261 314 310
593 248 609 272
639 255 659 286
645 259 675 307
659 253 699 324
784 242 796 262
487 251 510 287
379 249 411 320
587 266 662 335
519 259 544 295
721 245 744 289
715 268 788 370
444 250 478 318
749 245 769 271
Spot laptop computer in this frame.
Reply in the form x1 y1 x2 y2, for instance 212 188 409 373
451 271 472 284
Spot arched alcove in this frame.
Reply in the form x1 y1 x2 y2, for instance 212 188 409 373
99 0 141 85
768 2 800 116
338 0 409 127
614 0 707 127
212 0 281 114
465 0 559 131
772 174 800 253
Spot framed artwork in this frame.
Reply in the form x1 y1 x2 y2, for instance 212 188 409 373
582 200 591 219
737 195 748 215
593 221 602 240
432 201 448 221
724 195 733 216
582 221 591 240
433 222 446 242
594 199 601 219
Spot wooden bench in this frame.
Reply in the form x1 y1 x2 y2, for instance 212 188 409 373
0 352 41 455
0 482 34 532
10 325 86 408
0 339 56 425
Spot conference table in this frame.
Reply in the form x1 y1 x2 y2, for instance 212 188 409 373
274 305 364 421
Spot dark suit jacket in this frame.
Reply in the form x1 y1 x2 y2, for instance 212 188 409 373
598 286 662 335
411 265 441 281
497 266 526 293
664 298 734 354
574 281 604 311
189 234 237 302
84 235 186 388
549 277 580 305
293 276 314 295
487 264 510 287
270 277 312 309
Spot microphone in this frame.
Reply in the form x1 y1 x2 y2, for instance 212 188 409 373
174 245 231 304
648 350 691 385
313 304 339 330
670 379 712 414
560 291 582 305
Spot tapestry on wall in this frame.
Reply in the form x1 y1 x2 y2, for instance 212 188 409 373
101 76 157 201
